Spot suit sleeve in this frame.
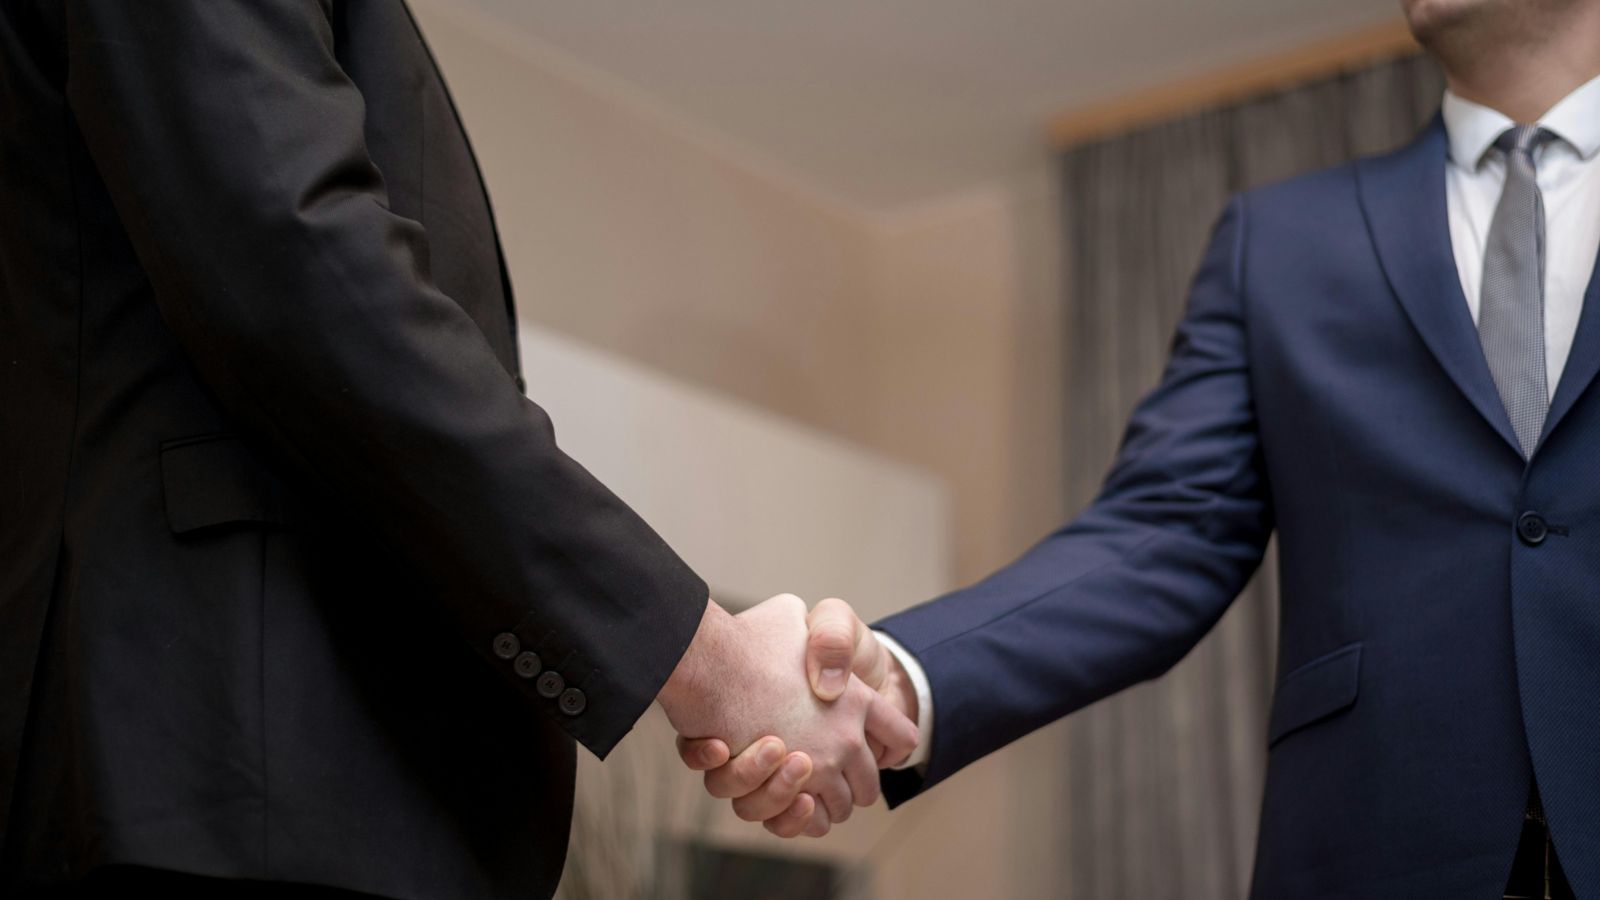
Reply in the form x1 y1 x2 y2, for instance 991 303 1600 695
62 0 707 758
876 196 1272 804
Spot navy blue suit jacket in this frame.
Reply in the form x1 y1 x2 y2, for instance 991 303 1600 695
877 118 1600 899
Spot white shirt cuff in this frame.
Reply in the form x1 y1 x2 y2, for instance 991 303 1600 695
873 630 934 772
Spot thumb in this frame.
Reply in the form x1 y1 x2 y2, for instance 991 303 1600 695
806 597 867 701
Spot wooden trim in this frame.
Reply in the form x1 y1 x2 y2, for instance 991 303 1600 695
1049 19 1422 147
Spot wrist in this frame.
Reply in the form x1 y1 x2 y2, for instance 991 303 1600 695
881 651 919 724
657 598 736 726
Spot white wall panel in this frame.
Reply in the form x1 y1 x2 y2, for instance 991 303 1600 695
520 324 951 618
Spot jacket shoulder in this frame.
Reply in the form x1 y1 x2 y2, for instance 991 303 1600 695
1236 121 1440 223
1237 160 1359 222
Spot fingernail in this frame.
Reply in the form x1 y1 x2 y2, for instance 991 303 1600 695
791 800 810 818
781 757 809 784
756 740 782 768
819 667 847 694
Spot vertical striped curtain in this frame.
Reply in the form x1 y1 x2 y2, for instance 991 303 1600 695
1057 53 1444 900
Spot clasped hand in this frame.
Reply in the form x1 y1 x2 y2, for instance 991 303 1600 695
656 594 917 838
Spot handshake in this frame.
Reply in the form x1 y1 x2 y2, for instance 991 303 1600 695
653 594 920 838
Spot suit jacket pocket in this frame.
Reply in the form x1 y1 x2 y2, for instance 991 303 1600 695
1267 641 1362 747
161 433 296 534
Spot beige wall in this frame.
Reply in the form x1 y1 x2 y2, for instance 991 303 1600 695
411 2 1070 896
858 172 1071 900
413 2 884 445
863 172 1067 580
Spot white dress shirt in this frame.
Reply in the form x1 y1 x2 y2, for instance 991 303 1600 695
877 75 1600 774
1444 74 1600 397
873 631 934 769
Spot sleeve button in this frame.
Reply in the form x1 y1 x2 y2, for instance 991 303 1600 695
536 671 565 699
559 688 587 716
513 651 542 679
492 633 521 660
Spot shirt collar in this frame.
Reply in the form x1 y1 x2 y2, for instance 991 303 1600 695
1540 73 1600 162
1442 72 1600 168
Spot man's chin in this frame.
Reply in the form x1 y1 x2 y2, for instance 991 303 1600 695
1403 0 1493 46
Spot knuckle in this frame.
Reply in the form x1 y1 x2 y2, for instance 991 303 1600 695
813 597 849 619
731 756 762 784
756 781 791 808
809 625 854 657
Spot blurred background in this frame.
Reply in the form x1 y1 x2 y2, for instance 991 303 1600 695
402 1 1443 897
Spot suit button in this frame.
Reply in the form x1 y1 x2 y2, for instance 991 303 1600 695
514 651 542 679
536 671 565 699
492 633 521 660
1518 512 1548 546
559 688 587 716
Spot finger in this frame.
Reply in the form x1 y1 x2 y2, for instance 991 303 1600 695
731 752 813 822
850 622 891 692
840 600 891 691
843 740 882 808
807 598 872 700
813 772 853 825
864 690 920 768
704 737 786 799
676 736 731 772
759 592 808 622
803 800 833 838
762 793 816 839
782 793 813 820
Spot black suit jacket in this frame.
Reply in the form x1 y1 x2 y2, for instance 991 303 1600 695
0 3 708 897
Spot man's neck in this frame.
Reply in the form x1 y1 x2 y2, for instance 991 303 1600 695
1433 9 1600 123
1447 58 1600 124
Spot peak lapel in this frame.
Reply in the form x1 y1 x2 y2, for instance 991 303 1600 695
1355 116 1524 458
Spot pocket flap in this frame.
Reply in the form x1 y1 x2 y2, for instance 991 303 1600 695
161 434 294 534
1267 642 1362 747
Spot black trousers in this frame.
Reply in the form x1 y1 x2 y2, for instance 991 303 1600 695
21 866 390 899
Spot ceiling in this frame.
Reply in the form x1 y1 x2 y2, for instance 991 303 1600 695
453 0 1403 213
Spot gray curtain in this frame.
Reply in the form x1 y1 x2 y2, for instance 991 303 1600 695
1057 53 1445 900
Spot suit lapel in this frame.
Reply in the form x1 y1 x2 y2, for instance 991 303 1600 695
1356 116 1524 458
1539 246 1600 450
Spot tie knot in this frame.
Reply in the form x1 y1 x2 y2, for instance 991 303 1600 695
1495 124 1555 158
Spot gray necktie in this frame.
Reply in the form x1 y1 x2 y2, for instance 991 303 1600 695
1478 124 1556 458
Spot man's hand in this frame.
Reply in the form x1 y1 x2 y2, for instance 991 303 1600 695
675 596 919 837
675 733 823 836
656 595 918 827
805 598 919 759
